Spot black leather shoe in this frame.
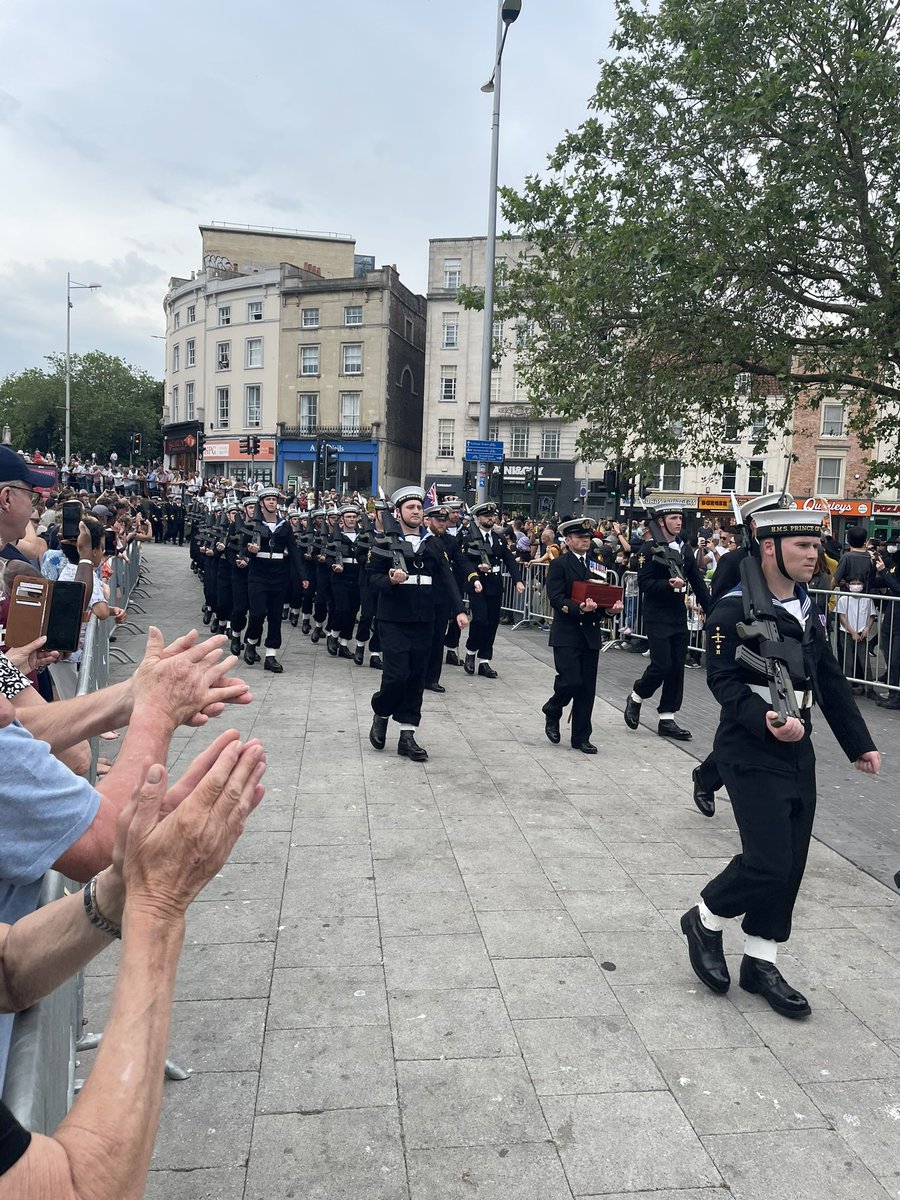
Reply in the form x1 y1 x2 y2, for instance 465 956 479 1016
876 695 900 709
310 627 322 644
326 635 339 656
264 657 284 673
282 606 289 621
209 617 220 634
369 654 383 670
288 611 299 627
692 766 716 817
243 644 260 665
573 741 598 754
338 645 353 659
739 955 811 1018
680 906 730 994
445 650 461 667
301 618 311 635
425 683 446 693
230 637 242 658
624 694 641 730
398 731 428 761
544 714 561 744
354 644 365 666
659 719 692 741
202 608 213 626
369 715 388 750
463 653 476 675
477 663 498 678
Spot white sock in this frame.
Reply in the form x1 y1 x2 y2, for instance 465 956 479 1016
314 621 324 630
698 898 726 932
744 935 777 963
398 723 415 732
265 649 277 658
339 638 348 647
630 690 642 704
659 712 675 720
246 639 259 647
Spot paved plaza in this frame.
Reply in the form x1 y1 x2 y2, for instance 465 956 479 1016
82 545 900 1200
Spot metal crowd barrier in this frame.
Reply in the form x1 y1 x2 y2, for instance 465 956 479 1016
3 541 147 1133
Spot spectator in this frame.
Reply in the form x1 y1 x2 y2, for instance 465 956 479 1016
833 526 875 591
836 581 878 694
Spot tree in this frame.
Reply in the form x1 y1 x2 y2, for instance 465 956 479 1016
467 0 900 485
0 352 163 462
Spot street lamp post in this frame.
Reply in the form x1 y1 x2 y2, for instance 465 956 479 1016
476 0 522 505
65 272 102 464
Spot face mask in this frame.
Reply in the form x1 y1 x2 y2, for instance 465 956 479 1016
849 581 864 593
888 546 897 555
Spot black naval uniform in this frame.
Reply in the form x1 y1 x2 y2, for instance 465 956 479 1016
370 534 464 731
542 550 617 748
425 528 466 689
244 512 296 656
632 537 708 716
701 585 876 943
458 523 522 669
330 527 364 651
228 513 253 653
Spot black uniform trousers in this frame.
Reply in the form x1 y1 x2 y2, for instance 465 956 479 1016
701 748 817 942
357 576 376 644
372 620 431 725
202 555 219 611
230 565 250 634
215 560 233 625
444 613 462 650
543 644 601 746
426 603 452 686
466 590 502 659
634 628 690 712
171 517 185 546
331 575 361 640
693 750 723 795
313 563 332 625
246 560 289 649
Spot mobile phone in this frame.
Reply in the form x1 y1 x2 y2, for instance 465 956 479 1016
61 501 82 540
104 529 117 555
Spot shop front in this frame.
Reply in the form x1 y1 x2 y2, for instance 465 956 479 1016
872 502 900 542
792 497 873 541
202 437 275 486
163 422 203 474
278 435 379 496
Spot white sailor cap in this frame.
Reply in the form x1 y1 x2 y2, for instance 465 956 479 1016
739 492 795 523
391 485 425 507
559 516 597 537
652 501 684 517
753 509 824 538
470 501 499 517
337 504 360 517
257 487 281 500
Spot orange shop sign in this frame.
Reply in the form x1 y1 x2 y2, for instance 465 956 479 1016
699 494 754 512
202 439 275 461
795 497 872 518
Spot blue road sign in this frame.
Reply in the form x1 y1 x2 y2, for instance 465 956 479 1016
465 439 504 462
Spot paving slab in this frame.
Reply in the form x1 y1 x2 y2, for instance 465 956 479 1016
406 1143 572 1200
389 988 519 1060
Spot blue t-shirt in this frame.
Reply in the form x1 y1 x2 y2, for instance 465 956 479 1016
0 720 100 1084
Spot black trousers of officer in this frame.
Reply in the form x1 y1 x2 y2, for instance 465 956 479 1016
357 578 376 644
693 750 723 794
331 577 360 640
444 613 462 650
171 517 185 546
372 620 431 725
230 566 250 635
313 564 332 625
202 556 219 611
543 645 601 746
701 749 816 942
634 628 690 712
246 560 289 649
426 603 452 686
215 562 233 625
466 590 502 659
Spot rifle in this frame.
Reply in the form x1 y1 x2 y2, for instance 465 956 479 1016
378 505 417 572
734 553 804 727
637 498 685 582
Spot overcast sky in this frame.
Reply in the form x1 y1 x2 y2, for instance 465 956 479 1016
0 1 615 382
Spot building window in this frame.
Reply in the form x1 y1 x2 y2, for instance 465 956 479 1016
185 381 195 421
300 345 319 376
816 456 843 495
442 312 459 349
301 307 320 329
247 300 263 322
514 372 528 403
342 343 363 375
541 426 560 460
437 418 455 458
340 392 361 435
660 460 682 491
245 337 263 368
186 338 195 368
516 319 534 349
216 387 230 427
171 386 179 423
492 318 503 344
489 421 500 443
344 305 363 326
721 460 738 491
216 341 231 371
490 370 502 403
173 311 180 331
443 258 461 290
510 424 529 458
440 365 457 402
404 315 415 342
245 385 261 427
723 418 740 442
821 402 845 437
749 416 767 442
298 393 318 434
172 343 180 372
747 459 766 494
218 306 231 326
186 304 196 324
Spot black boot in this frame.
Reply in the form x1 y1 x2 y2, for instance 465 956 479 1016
680 906 730 994
288 610 300 627
301 617 311 635
739 955 811 1018
691 766 716 817
264 656 284 674
463 653 476 675
445 649 461 667
326 634 339 656
369 653 383 670
658 719 692 741
310 626 322 644
244 643 260 665
624 693 641 730
354 643 365 666
369 714 388 750
230 637 242 657
398 731 428 761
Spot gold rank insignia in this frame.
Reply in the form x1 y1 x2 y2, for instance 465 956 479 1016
710 627 726 655
638 553 646 567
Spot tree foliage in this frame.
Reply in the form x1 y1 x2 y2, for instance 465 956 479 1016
469 0 900 483
0 352 163 462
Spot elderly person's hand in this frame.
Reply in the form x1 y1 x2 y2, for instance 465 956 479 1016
129 627 253 727
3 636 60 675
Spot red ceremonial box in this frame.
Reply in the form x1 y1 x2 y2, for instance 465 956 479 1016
571 580 623 608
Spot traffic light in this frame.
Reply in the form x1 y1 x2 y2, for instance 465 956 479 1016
324 444 339 479
251 435 261 456
132 432 142 455
197 430 206 457
239 436 251 455
603 467 618 494
524 467 534 491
